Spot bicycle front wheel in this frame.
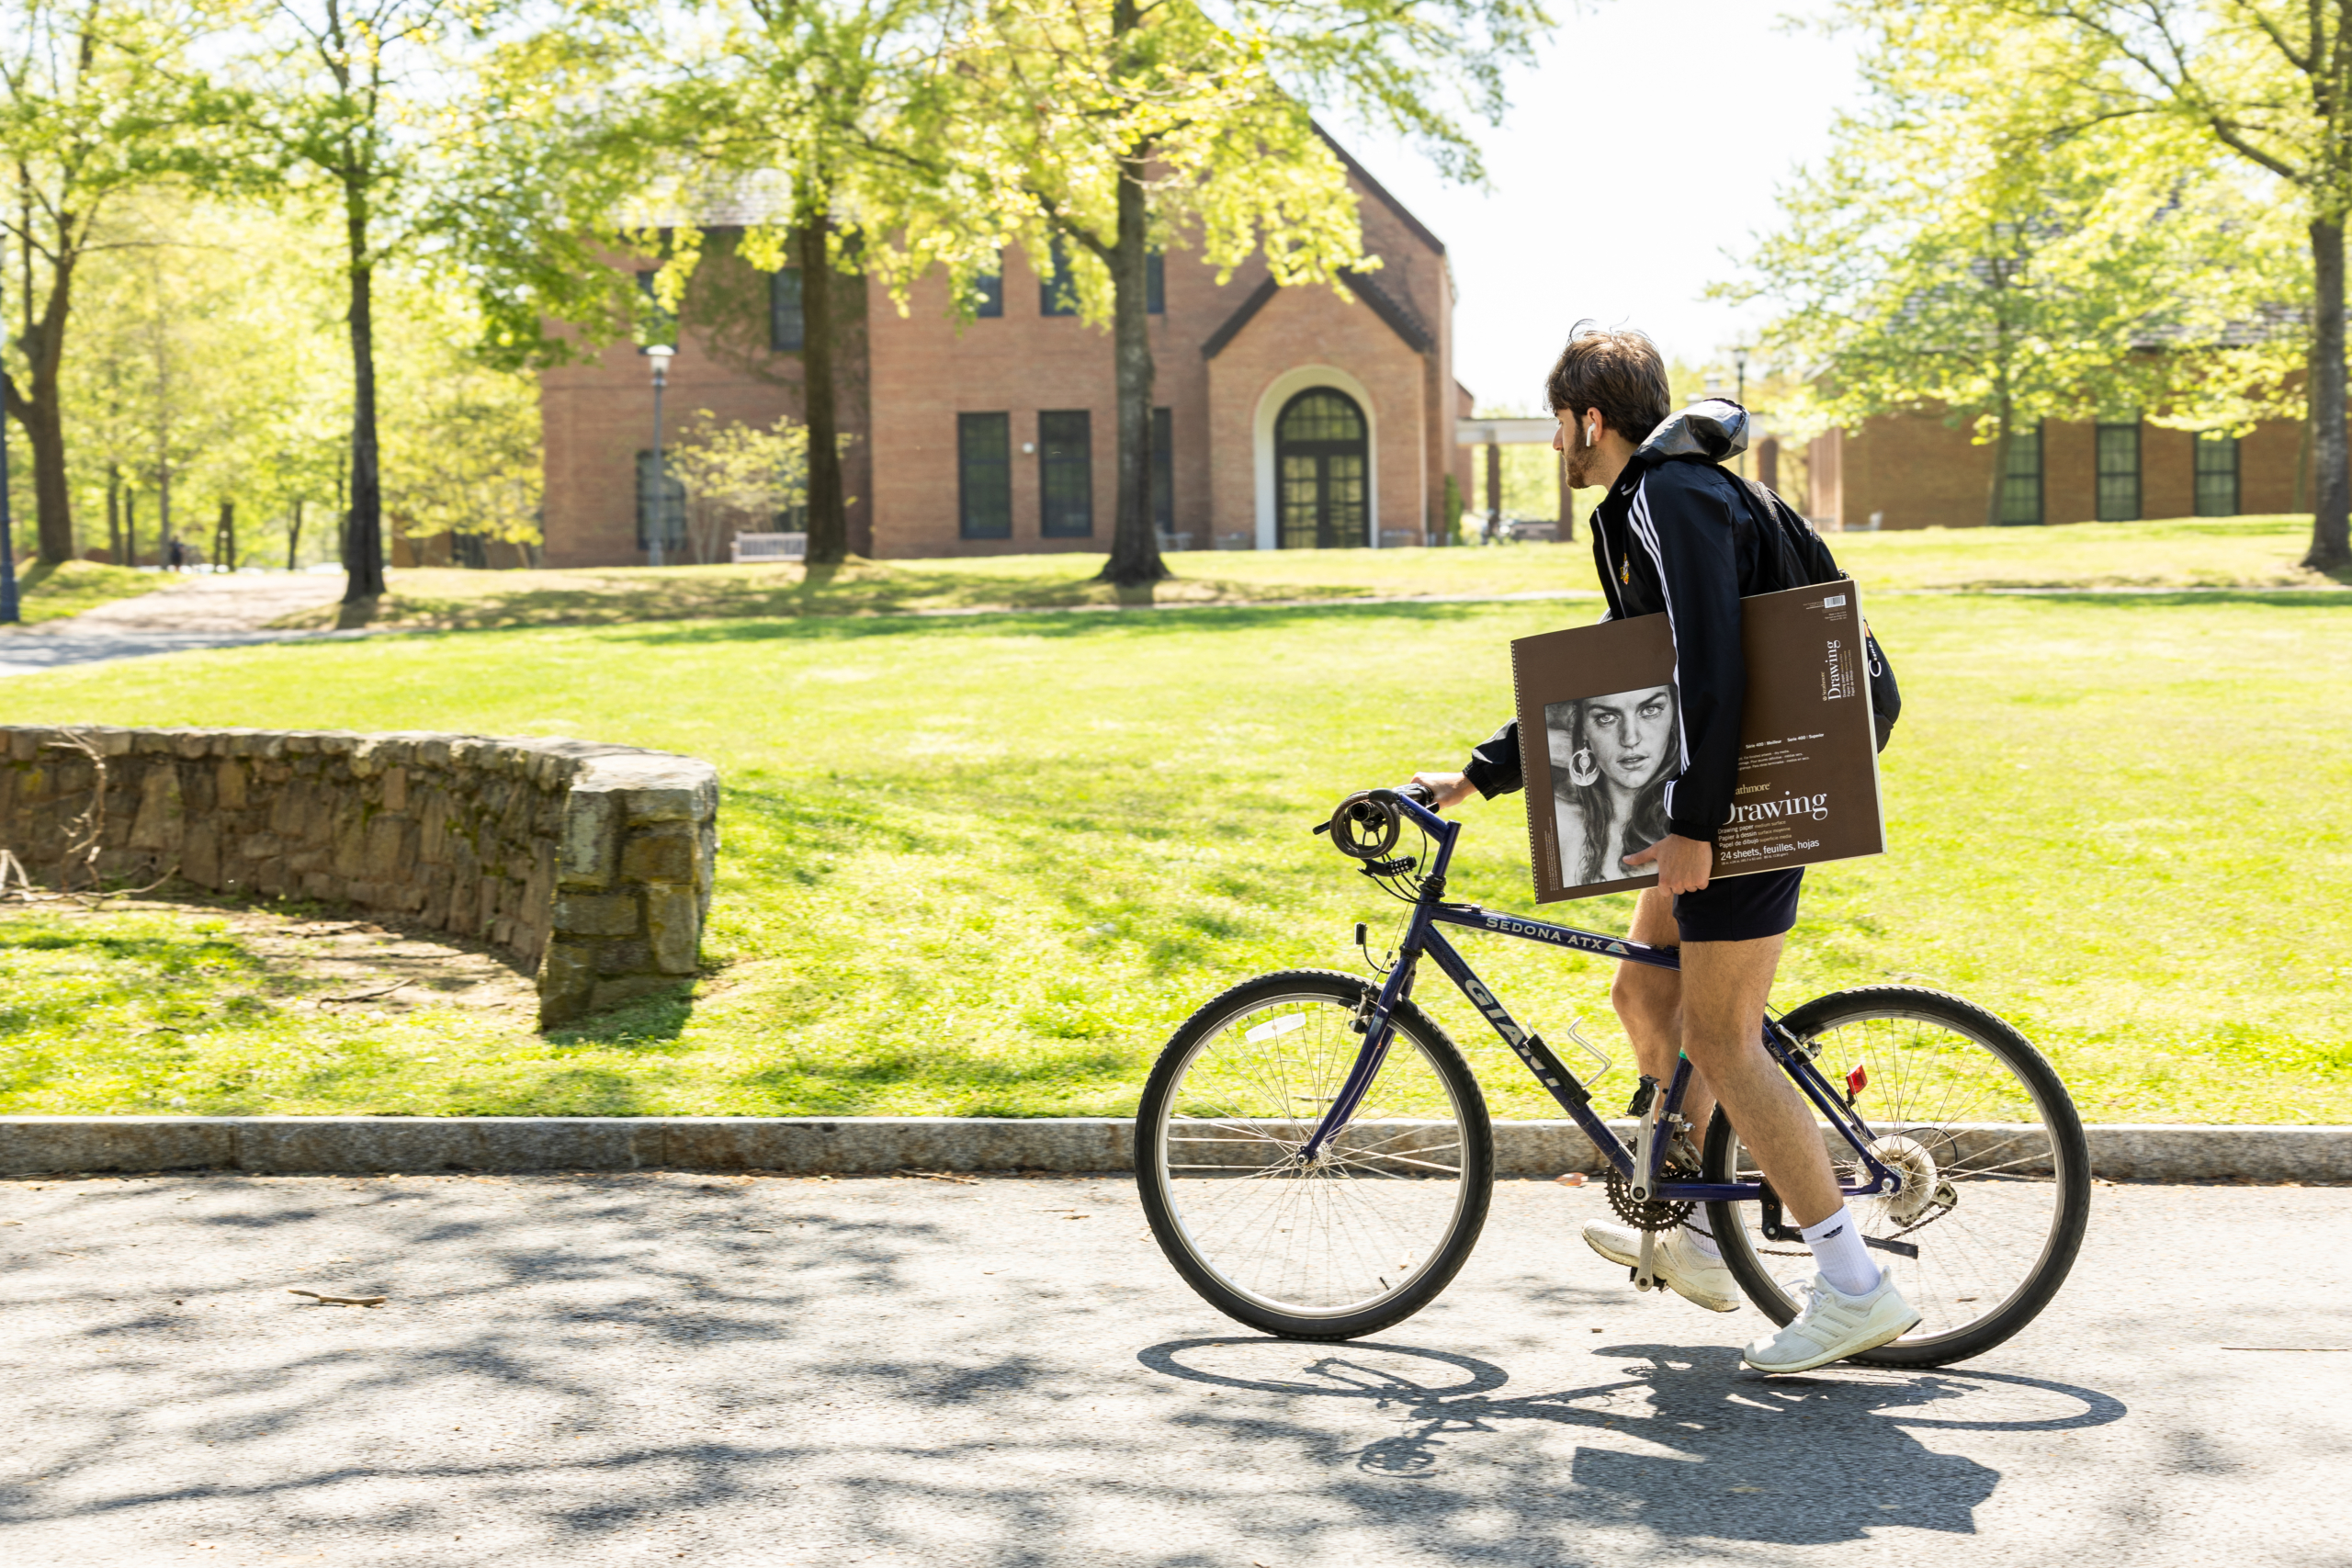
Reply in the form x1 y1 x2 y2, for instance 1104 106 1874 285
1704 986 2090 1367
1136 969 1494 1341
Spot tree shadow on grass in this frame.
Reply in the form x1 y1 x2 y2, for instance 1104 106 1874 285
624 596 1509 649
2007 587 2352 608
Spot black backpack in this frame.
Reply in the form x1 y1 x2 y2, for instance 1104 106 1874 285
1730 475 1903 752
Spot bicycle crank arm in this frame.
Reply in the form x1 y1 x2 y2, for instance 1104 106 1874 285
1633 1226 1660 1292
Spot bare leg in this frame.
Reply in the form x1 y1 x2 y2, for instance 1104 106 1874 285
1610 888 1716 1139
1676 932 1841 1226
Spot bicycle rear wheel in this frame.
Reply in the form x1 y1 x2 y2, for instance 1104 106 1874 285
1703 986 2090 1367
1136 969 1494 1341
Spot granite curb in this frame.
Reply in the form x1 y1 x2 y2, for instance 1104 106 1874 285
2 1116 2345 1181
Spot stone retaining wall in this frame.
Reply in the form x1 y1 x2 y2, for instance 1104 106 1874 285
0 727 718 1026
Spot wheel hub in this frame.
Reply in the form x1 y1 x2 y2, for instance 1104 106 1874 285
1867 1134 1939 1224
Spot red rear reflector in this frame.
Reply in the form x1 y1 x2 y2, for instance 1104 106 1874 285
1845 1065 1868 1100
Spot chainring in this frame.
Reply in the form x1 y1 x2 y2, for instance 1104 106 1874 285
1604 1165 1693 1233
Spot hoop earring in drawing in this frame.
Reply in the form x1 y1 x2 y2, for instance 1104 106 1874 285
1569 748 1600 787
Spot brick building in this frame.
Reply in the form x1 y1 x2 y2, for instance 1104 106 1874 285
538 143 1473 564
1804 410 2303 529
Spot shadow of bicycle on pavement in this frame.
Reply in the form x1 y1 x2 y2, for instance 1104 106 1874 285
1139 1336 2128 1549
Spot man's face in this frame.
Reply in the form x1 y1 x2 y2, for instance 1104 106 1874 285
1555 408 1602 489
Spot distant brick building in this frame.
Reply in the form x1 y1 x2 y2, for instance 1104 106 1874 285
1804 410 2304 530
539 143 1474 565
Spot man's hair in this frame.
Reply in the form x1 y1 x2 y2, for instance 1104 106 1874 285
1544 322 1673 445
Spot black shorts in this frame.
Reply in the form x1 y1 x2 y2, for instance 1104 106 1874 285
1672 867 1804 944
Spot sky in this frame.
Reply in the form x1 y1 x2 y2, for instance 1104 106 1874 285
1330 2 1863 411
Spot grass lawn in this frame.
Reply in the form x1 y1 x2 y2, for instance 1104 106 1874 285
4 559 163 624
260 513 2344 633
4 547 2346 1123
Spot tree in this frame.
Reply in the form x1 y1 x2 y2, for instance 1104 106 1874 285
1726 8 2296 527
1959 0 2352 566
0 0 208 564
619 0 974 568
939 0 1550 585
220 0 642 604
64 192 352 569
375 269 547 560
667 409 808 562
218 0 469 601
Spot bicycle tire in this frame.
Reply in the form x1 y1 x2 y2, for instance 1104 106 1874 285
1136 969 1495 1341
1703 985 2091 1368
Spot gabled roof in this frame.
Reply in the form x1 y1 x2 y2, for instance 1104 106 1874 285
1313 123 1448 259
1198 265 1434 361
1198 131 1446 360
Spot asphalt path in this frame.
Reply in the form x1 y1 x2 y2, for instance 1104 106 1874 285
0 1173 2343 1568
0 575 362 679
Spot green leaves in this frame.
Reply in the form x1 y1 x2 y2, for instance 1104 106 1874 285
1727 4 2304 454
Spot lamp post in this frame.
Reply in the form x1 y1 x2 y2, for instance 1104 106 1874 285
645 344 675 569
0 234 18 625
1733 344 1753 478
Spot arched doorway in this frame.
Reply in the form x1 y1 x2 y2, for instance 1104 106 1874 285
1275 389 1369 549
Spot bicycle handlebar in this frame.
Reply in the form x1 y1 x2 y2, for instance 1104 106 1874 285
1315 783 1440 860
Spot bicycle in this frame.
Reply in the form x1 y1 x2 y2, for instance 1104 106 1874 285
1136 785 2090 1366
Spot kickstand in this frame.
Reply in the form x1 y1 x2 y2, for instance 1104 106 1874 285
1632 1226 1659 1292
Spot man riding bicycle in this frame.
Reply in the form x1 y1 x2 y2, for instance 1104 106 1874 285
1412 324 1920 1373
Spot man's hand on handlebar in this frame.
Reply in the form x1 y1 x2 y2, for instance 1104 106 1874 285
1408 772 1479 811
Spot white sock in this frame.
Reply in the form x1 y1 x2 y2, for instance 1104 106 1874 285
1800 1206 1881 1297
1680 1213 1722 1261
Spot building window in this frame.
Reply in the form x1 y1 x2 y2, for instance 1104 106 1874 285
957 413 1012 540
1038 411 1093 536
2096 420 2141 521
2195 431 2240 516
1152 407 1173 534
971 256 1003 318
1040 239 1079 316
636 271 676 349
1275 389 1369 549
770 267 804 352
635 451 686 554
1998 422 2042 525
1147 251 1165 315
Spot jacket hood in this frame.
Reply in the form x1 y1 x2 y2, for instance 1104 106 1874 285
1635 399 1750 465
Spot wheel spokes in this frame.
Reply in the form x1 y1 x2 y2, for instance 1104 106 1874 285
1157 993 1471 1316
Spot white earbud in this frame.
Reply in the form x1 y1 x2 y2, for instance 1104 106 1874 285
1586 419 1600 448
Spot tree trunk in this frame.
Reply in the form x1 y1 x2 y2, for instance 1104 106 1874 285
343 190 387 602
107 465 120 563
2308 218 2351 570
124 489 136 568
1984 403 2013 529
20 247 78 564
288 496 303 571
798 212 848 566
219 501 235 572
1098 135 1167 587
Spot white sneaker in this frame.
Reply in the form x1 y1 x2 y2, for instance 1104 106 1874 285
1741 1268 1922 1373
1582 1220 1742 1314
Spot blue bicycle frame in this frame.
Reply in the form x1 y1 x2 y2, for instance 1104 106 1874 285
1299 789 1903 1210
